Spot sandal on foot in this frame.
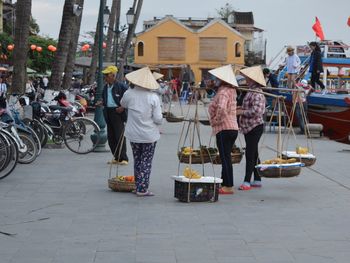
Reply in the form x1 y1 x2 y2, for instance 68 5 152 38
136 191 154 197
238 184 251 191
219 188 234 195
251 181 262 188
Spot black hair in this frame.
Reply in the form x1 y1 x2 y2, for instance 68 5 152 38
309 41 321 52
263 68 270 75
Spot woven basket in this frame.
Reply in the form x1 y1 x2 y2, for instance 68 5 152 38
178 151 218 164
257 165 301 178
174 180 220 202
282 155 316 167
166 115 184 123
108 178 136 192
214 152 244 165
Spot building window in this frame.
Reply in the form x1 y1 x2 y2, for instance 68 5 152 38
235 42 241 57
199 37 227 61
138 42 144 57
158 37 185 61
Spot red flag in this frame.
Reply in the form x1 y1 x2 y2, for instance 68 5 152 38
347 16 350 27
312 17 325 40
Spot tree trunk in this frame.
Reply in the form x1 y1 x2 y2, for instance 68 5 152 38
62 0 85 89
117 0 143 80
104 0 120 62
87 0 107 85
11 0 32 94
49 0 75 90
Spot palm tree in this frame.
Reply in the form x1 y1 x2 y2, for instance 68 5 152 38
105 0 120 62
117 0 143 79
49 0 76 90
11 0 32 94
62 0 85 89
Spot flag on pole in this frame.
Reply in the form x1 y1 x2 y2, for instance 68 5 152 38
312 17 325 40
347 16 350 27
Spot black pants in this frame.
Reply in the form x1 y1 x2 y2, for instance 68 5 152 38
311 72 325 90
216 130 238 187
104 107 128 161
244 124 264 183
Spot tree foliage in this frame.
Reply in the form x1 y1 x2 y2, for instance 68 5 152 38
216 2 235 19
28 35 57 73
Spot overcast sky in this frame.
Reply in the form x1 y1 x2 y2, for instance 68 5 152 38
32 0 350 63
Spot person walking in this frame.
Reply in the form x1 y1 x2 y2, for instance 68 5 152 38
101 65 129 165
120 67 163 197
237 66 266 190
285 46 301 89
208 65 239 195
0 78 7 98
308 42 325 92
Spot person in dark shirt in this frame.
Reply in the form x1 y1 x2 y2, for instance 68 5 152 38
308 42 325 92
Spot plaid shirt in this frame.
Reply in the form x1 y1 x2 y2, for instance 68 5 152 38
239 85 266 134
208 86 238 135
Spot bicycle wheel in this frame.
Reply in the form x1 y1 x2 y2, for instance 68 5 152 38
18 132 38 164
63 117 100 154
26 126 42 156
0 132 19 180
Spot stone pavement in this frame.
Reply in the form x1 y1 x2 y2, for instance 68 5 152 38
1 118 350 263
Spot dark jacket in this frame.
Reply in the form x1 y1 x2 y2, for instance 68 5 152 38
102 81 128 122
309 50 323 73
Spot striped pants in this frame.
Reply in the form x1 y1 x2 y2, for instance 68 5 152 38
131 142 157 193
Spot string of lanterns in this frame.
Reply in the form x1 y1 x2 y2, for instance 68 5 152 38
6 44 57 53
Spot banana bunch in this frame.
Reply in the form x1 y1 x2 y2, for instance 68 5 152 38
182 147 194 156
296 146 309 154
183 166 202 179
262 158 297 165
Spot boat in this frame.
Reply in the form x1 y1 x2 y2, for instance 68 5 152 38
273 41 350 144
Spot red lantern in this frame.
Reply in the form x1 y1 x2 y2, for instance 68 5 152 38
30 44 37 50
7 44 14 51
103 42 107 49
51 46 57 52
36 46 42 52
48 45 54 51
83 44 90 50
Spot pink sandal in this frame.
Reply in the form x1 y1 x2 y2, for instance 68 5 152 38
136 191 154 197
238 184 251 191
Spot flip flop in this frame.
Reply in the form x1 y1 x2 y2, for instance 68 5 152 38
136 191 154 197
219 188 234 195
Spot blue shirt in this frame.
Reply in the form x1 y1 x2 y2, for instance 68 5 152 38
106 85 117 108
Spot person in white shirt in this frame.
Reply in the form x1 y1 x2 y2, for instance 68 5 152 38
0 78 7 98
121 67 162 197
42 76 49 89
285 46 301 89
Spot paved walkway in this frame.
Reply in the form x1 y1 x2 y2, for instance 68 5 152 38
1 118 350 263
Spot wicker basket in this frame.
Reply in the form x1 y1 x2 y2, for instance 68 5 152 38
108 178 136 192
214 151 244 165
282 155 316 167
257 165 301 178
174 180 220 202
178 151 218 164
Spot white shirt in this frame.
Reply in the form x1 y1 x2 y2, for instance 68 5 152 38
120 86 163 143
285 54 301 74
0 83 7 97
43 77 49 87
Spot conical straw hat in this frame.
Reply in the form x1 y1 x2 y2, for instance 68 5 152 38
152 72 164 80
126 67 160 90
208 64 238 87
239 66 266 87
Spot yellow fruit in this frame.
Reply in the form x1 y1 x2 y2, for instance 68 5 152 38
296 146 308 154
183 166 202 179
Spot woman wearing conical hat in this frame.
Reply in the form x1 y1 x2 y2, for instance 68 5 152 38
237 66 266 191
208 65 239 195
120 67 163 197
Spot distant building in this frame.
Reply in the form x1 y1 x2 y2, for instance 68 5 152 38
0 0 15 35
134 15 246 83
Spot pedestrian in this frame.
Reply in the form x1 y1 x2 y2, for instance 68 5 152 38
42 76 49 90
294 79 312 134
208 65 239 195
101 65 129 165
0 77 7 98
285 46 301 89
237 66 266 190
308 41 325 93
120 67 163 196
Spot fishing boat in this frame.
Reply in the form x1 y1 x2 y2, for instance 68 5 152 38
273 41 350 144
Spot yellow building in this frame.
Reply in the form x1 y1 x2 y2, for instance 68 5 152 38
134 16 246 83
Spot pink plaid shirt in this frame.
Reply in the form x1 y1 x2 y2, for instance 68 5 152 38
239 85 266 134
208 86 238 135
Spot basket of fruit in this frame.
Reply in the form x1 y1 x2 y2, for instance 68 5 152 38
282 147 316 167
172 167 222 202
108 175 136 192
213 145 244 164
165 112 184 123
178 146 218 164
256 158 303 178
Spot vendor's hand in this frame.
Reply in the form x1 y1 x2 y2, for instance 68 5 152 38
236 109 244 115
116 107 124 113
